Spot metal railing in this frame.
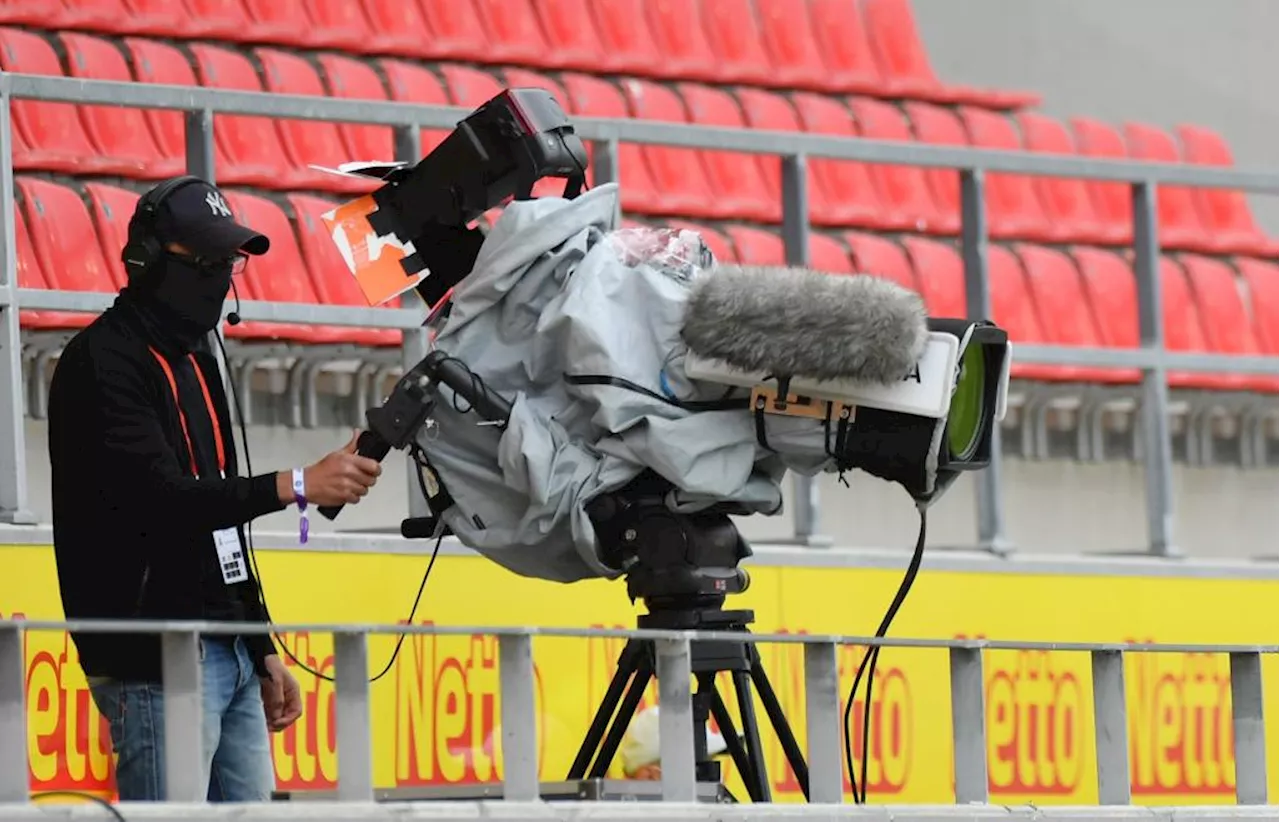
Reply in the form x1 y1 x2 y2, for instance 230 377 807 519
0 618 1274 818
0 74 1276 558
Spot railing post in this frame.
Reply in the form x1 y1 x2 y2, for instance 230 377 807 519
184 108 216 181
1132 181 1179 558
655 636 696 802
0 621 26 802
590 137 620 227
781 153 829 548
401 327 431 519
334 631 374 801
1230 651 1269 805
1091 649 1131 804
161 630 206 802
498 634 539 801
804 641 843 802
949 645 988 804
959 169 1010 555
0 86 34 525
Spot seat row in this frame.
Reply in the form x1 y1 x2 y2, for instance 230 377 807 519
13 175 1277 397
1 27 1273 259
6 0 1037 108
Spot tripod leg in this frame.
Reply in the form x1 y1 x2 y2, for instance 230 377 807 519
731 669 773 803
568 639 644 780
749 648 811 801
708 684 765 803
588 649 653 778
692 674 718 784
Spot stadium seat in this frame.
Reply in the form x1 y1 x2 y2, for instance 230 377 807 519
899 236 965 318
753 0 839 91
903 101 969 230
255 48 374 194
81 182 139 290
676 83 780 222
1069 117 1135 241
559 73 662 214
699 0 781 87
1123 122 1213 251
986 244 1083 383
188 44 308 188
438 64 506 109
1158 255 1248 391
733 88 833 223
955 106 1056 241
14 202 84 331
1013 244 1140 384
57 33 183 180
39 0 134 34
842 231 920 292
619 78 719 217
286 194 401 347
1234 257 1278 357
122 38 200 172
1176 124 1280 258
1014 111 1127 245
529 0 618 72
362 0 440 58
643 0 723 82
240 0 381 52
0 28 141 176
316 53 394 165
586 0 668 77
847 97 956 234
721 224 852 272
0 0 69 28
181 0 262 42
95 0 206 38
307 0 394 54
809 232 856 273
416 0 494 62
791 93 898 229
859 0 1040 110
377 60 453 155
1177 254 1276 393
664 219 738 264
807 0 892 96
15 177 120 298
470 0 559 68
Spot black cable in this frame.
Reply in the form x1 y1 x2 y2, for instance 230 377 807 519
844 504 927 804
213 331 442 684
30 791 126 820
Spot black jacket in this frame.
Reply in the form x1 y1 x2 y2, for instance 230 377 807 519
47 293 286 682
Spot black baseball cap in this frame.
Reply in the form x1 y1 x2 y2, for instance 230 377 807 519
145 178 270 259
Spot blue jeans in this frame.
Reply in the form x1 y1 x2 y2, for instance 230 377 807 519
87 636 275 802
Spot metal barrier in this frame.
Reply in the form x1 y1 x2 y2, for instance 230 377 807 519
0 74 1276 556
0 618 1274 819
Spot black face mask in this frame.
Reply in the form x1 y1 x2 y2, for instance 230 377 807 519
148 254 233 343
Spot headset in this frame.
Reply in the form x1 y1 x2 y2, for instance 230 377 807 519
120 174 208 288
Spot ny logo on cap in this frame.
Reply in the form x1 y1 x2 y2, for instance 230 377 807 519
206 190 231 218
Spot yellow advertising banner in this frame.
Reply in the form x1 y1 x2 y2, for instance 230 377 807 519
2 543 1276 806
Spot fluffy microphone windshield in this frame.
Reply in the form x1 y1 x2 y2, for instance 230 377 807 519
681 264 929 384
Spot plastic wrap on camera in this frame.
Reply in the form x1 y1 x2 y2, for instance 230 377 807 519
602 226 716 284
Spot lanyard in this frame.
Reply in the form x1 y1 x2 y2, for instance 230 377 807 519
149 347 226 479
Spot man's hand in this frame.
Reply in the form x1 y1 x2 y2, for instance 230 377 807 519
278 429 382 507
260 655 303 733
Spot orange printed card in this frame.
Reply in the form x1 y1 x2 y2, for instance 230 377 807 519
320 195 427 306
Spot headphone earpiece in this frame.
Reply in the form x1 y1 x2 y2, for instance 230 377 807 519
121 175 206 289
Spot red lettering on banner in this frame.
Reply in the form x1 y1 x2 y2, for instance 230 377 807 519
394 621 545 785
1127 640 1235 795
271 632 337 790
985 649 1083 794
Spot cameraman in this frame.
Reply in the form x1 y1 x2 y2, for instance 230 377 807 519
46 176 383 802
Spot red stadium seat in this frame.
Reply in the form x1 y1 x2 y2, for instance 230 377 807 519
1158 255 1247 391
57 33 182 180
559 73 662 213
665 220 738 264
416 0 492 62
377 60 452 155
1234 258 1278 357
255 48 373 194
619 78 718 217
181 0 261 42
101 0 207 37
81 182 140 290
843 231 919 293
677 83 779 222
986 244 1087 383
121 38 199 171
239 0 382 52
791 93 897 229
899 236 965 318
809 232 855 273
438 64 506 108
698 0 777 86
470 0 557 68
1013 244 1139 384
733 88 833 222
188 44 306 188
0 0 69 28
847 97 955 234
753 0 838 91
1176 124 1279 258
1069 117 1134 241
903 102 969 229
1123 122 1212 251
643 0 722 82
1014 111 1126 245
316 53 394 165
0 28 136 176
859 0 1040 110
722 225 784 265
44 0 134 34
807 0 890 95
529 0 619 72
956 106 1055 241
1178 255 1276 393
14 202 84 330
221 191 357 345
287 194 401 347
16 177 119 298
238 0 326 48
587 0 667 77
362 0 439 58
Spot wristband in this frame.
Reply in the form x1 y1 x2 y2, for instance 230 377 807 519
292 468 309 544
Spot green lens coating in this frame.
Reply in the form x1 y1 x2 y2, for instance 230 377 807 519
947 344 987 461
